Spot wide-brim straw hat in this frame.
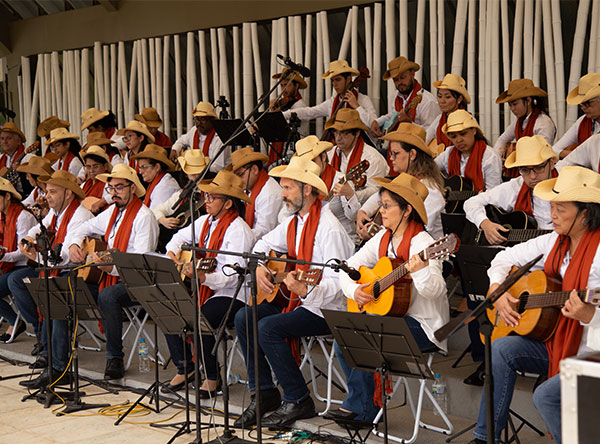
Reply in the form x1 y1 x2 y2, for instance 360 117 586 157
273 68 308 89
504 135 558 169
198 170 251 203
269 156 328 195
534 165 600 203
322 60 360 79
191 102 219 119
82 131 114 151
379 122 436 158
16 155 54 177
81 107 110 131
134 107 163 128
442 109 483 136
566 73 600 105
496 78 548 104
374 173 429 224
39 170 85 200
45 127 80 145
226 147 269 172
428 139 446 158
178 150 210 175
383 56 420 81
0 177 21 200
0 122 25 143
294 135 333 160
117 120 155 143
37 116 70 139
433 74 471 104
96 163 146 197
81 145 113 172
324 108 369 132
131 144 175 172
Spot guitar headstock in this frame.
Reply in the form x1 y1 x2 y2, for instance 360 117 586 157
26 141 41 155
583 288 600 306
296 269 322 285
424 234 460 261
348 159 370 189
197 257 218 273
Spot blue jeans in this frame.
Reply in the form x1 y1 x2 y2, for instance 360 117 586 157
0 267 25 326
165 333 192 375
533 374 561 444
473 336 548 442
8 266 41 335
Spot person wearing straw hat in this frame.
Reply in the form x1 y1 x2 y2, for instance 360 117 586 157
552 73 600 159
46 127 84 179
68 163 158 380
435 109 502 192
555 132 600 174
11 170 93 386
282 60 377 129
233 156 353 428
371 56 440 138
117 120 155 174
165 170 254 396
80 145 114 213
81 131 123 168
17 155 54 210
171 102 230 173
37 115 70 140
131 144 180 211
134 107 172 149
80 107 126 151
0 122 28 169
329 173 448 425
468 166 600 444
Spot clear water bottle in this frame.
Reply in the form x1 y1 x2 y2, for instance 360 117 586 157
431 372 447 416
138 337 150 373
227 373 241 386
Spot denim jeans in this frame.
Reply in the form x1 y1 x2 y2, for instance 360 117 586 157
0 266 25 326
165 333 193 375
7 266 41 335
473 336 548 442
533 374 561 444
39 318 69 371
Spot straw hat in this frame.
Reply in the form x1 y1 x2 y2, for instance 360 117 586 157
134 107 163 128
428 139 446 158
322 60 360 79
0 122 25 143
96 163 146 197
39 170 85 200
566 73 600 105
269 156 328 195
131 144 175 172
0 177 21 200
191 102 219 119
81 145 113 172
442 110 483 136
16 155 54 177
226 147 269 172
373 173 429 224
433 74 471 104
81 131 115 151
294 135 334 160
37 116 70 139
504 135 558 169
273 68 307 89
45 127 80 146
178 150 210 175
324 108 369 132
534 166 600 203
379 122 436 158
117 120 155 143
496 79 548 104
382 56 420 81
81 107 110 131
198 170 251 203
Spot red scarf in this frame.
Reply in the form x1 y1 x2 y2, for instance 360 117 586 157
193 128 216 156
45 199 80 277
99 196 143 290
143 172 166 207
320 163 337 194
514 169 558 217
128 154 139 173
544 229 600 378
285 199 322 363
515 109 541 140
577 117 594 144
448 139 487 191
82 179 105 199
331 137 365 174
105 128 116 139
394 80 422 122
0 203 23 274
244 170 269 228
58 152 75 171
153 131 173 148
436 112 452 148
0 144 25 169
331 89 359 117
197 209 238 305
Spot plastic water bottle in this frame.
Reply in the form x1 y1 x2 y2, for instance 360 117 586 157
432 373 447 416
227 373 241 386
138 338 150 373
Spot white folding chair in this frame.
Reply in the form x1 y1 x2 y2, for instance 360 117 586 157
225 329 248 385
0 296 25 343
77 320 104 351
122 306 166 370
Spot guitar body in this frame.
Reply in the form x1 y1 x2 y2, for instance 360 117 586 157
501 142 520 179
78 237 108 284
443 175 475 214
476 206 551 246
253 251 290 307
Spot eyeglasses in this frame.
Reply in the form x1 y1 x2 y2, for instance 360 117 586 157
580 97 600 109
84 164 104 171
193 116 212 123
518 161 549 176
388 150 403 159
138 164 156 170
378 201 399 211
105 183 132 194
205 194 223 203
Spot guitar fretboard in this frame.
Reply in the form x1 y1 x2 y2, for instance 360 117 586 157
506 229 552 243
446 190 478 202
522 289 588 310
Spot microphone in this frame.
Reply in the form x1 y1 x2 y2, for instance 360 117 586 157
277 54 311 78
334 259 361 281
0 106 16 119
225 263 249 275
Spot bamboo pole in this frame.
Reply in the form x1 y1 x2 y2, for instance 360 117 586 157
532 0 542 85
304 15 312 104
415 0 425 84
500 0 511 125
75 50 82 125
467 0 476 115
93 42 103 109
429 0 438 92
542 0 557 127
116 47 123 129
279 17 287 58
287 17 294 61
136 41 144 113
373 3 383 113
162 36 170 136
399 0 408 58
451 0 468 75
365 7 373 94
491 0 500 142
127 41 138 122
478 0 487 133
174 35 183 137
62 51 69 121
21 56 32 136
44 54 52 118
118 41 128 126
51 51 62 117
185 35 193 126
351 6 358 68
270 20 278 103
316 12 324 135
188 32 199 110
437 0 445 80
251 23 264 112
233 26 241 118
242 23 253 116
198 31 209 102
210 28 219 103
338 10 352 61
386 0 397 106
155 38 163 120
141 39 151 108
30 60 41 145
589 0 598 73
102 45 109 111
511 0 524 80
81 49 90 114
218 27 230 102
294 16 303 63
49 53 56 116
17 75 23 130
551 0 565 136
149 38 156 108
566 0 591 128
320 11 331 96
523 0 534 80
110 44 117 113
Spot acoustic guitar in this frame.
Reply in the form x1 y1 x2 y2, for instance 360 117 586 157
175 247 218 282
3 141 41 189
324 159 370 201
443 175 478 214
475 205 552 246
378 93 424 151
481 268 600 344
347 234 460 316
77 237 112 284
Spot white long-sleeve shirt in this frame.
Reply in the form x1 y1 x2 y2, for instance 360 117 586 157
339 229 449 351
556 133 600 173
463 176 553 230
375 89 441 130
493 112 556 157
253 203 354 317
22 187 44 207
552 115 600 156
435 145 503 190
171 126 230 173
2 209 38 266
53 155 84 179
144 173 181 211
247 176 283 242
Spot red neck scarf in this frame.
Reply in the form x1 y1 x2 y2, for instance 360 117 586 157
436 112 452 148
105 128 116 139
197 209 238 305
153 131 173 148
514 169 558 216
331 137 365 174
577 117 594 144
245 170 269 228
59 152 75 171
46 199 80 277
0 203 23 274
394 80 422 121
83 179 105 198
0 144 25 169
128 154 139 173
331 88 359 117
544 228 600 378
515 109 541 140
320 163 338 195
268 142 285 166
143 172 166 207
448 139 488 191
193 128 216 156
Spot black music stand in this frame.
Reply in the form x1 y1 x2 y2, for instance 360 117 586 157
212 119 254 148
255 111 299 164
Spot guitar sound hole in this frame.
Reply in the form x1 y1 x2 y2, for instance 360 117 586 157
517 293 528 313
373 281 380 300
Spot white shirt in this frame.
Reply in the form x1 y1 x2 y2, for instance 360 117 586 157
552 115 600 156
166 214 255 302
328 181 363 245
53 155 84 180
435 144 503 190
375 88 441 130
145 173 181 211
153 189 183 220
247 176 283 242
556 133 600 173
288 97 310 137
253 203 354 317
493 112 556 157
2 209 38 266
463 176 553 229
22 187 44 207
339 229 449 351
171 126 230 173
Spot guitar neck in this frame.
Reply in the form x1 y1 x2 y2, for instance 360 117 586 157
447 190 479 201
377 250 427 293
522 289 591 310
505 229 552 243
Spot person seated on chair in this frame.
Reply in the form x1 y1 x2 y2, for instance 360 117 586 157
134 107 172 150
468 166 600 444
164 170 254 396
46 128 84 179
80 131 123 169
131 144 181 210
555 132 600 174
464 135 557 245
80 146 114 214
17 156 54 214
0 122 29 169
68 164 158 380
81 107 126 152
233 156 354 429
327 173 448 425
117 120 155 174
